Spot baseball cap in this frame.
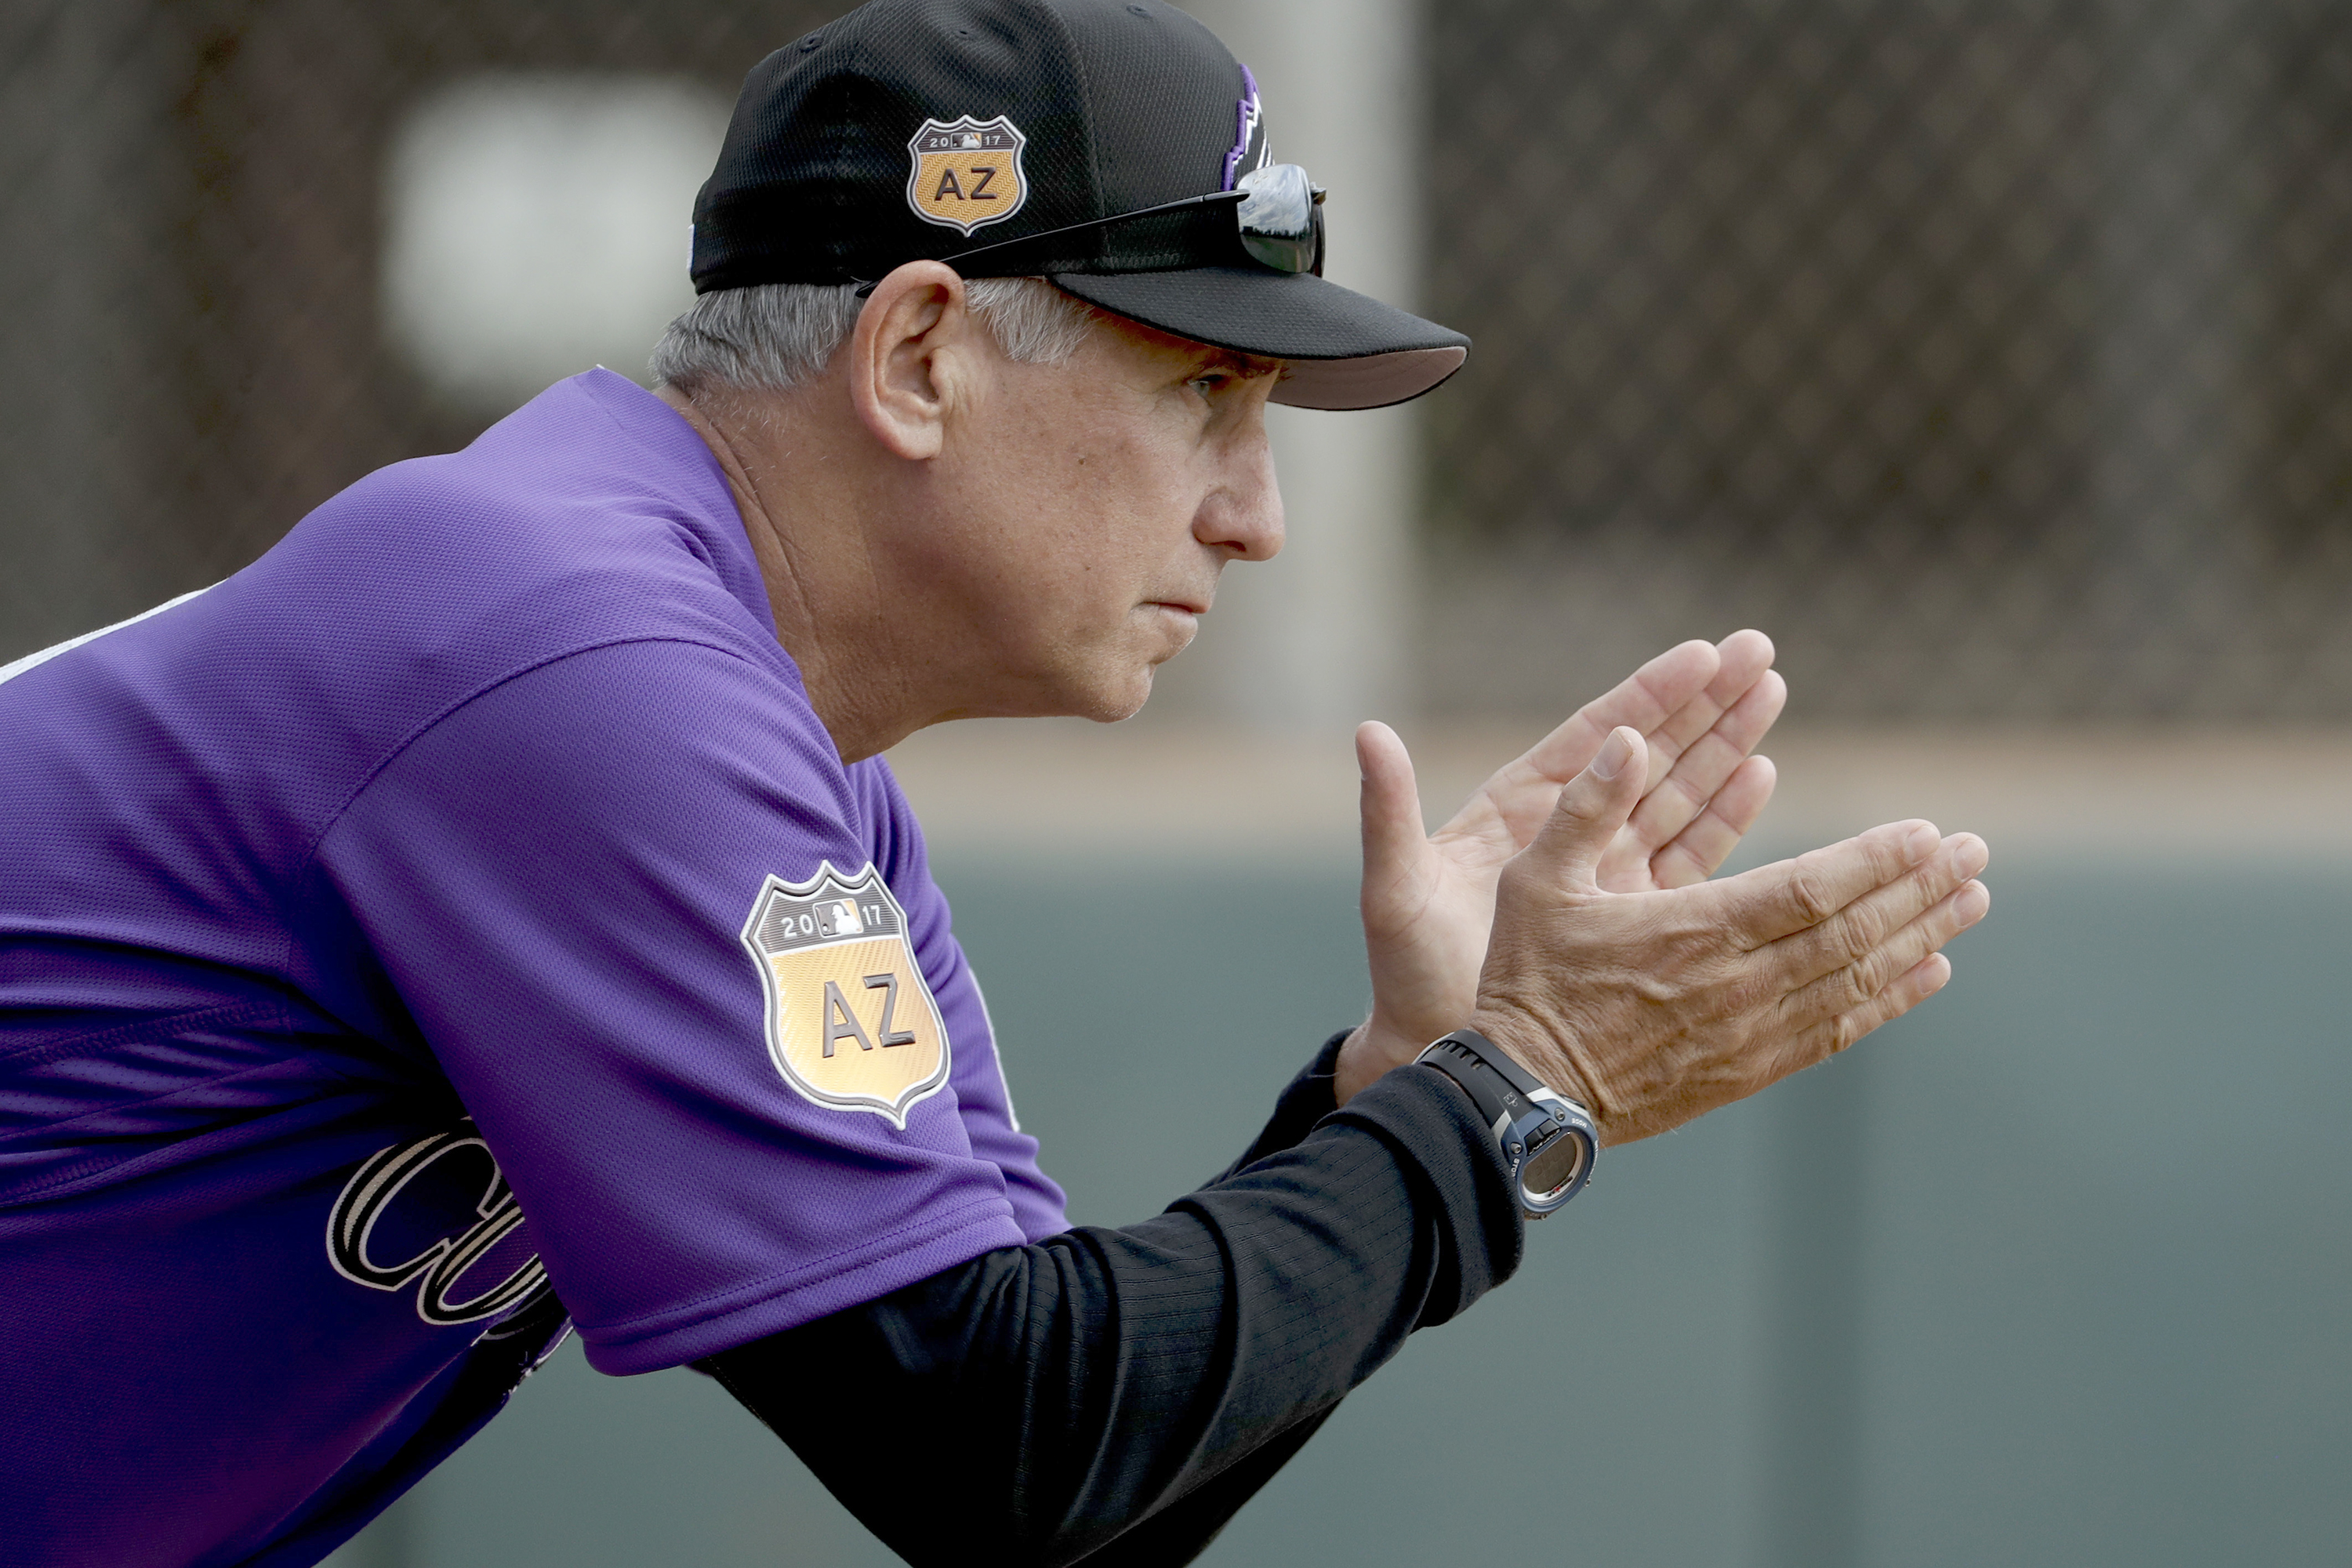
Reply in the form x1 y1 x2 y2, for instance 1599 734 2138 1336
689 0 1469 410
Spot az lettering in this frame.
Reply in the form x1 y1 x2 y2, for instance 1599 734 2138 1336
819 971 920 1056
931 166 998 202
866 971 919 1047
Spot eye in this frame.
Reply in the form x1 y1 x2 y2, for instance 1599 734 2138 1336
1187 370 1232 401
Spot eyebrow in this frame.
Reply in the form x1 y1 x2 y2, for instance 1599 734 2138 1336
1197 348 1284 380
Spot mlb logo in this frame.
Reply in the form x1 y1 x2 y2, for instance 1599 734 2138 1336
813 898 863 938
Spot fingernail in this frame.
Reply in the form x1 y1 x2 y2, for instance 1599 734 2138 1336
1956 881 1991 923
1593 728 1635 781
1906 822 1939 859
1952 834 1989 877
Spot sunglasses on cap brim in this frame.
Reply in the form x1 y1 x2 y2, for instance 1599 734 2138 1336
853 162 1327 296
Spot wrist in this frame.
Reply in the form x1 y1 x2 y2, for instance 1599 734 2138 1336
1465 1008 1604 1127
1414 1028 1600 1218
1336 1014 1461 1105
1334 1022 1396 1105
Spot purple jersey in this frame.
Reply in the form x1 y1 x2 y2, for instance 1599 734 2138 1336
0 370 1067 1567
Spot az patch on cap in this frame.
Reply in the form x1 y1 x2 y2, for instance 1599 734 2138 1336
740 862 950 1127
906 115 1029 235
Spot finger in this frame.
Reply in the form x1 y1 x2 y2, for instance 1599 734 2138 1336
1518 725 1647 891
1714 628 1777 692
1356 721 1428 913
1718 818 1943 946
1610 669 1787 869
1487 640 1717 797
1639 630 1779 781
1647 753 1777 888
1780 952 1954 1076
1777 873 1989 1034
1768 833 1989 987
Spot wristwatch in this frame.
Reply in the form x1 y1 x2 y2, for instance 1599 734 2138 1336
1415 1029 1599 1220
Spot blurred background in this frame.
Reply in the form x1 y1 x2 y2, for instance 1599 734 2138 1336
5 1 2349 1564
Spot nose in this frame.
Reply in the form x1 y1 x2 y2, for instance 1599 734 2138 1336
1195 414 1284 563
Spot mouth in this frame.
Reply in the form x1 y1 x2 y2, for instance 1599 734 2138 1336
1146 600 1204 648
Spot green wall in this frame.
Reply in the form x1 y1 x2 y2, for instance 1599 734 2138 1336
342 855 2352 1567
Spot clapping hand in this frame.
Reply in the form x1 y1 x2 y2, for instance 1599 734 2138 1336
1338 631 1786 1102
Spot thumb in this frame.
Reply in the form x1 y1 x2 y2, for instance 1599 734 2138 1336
1523 725 1646 891
1356 720 1426 901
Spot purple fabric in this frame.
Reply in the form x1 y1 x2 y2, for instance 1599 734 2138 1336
0 370 1066 1567
1221 63 1264 190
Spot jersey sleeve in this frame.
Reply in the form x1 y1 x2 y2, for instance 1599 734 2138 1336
854 757 1069 1242
310 637 1034 1375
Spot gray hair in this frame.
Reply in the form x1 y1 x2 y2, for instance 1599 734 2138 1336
649 277 1096 397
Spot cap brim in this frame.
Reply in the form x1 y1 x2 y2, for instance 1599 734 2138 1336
1047 267 1469 412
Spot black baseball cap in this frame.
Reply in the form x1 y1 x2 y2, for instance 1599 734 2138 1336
690 0 1469 410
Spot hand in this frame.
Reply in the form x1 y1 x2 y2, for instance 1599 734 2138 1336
1472 726 1991 1145
1337 632 1785 1102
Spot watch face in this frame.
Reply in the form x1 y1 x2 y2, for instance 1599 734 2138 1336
1522 1123 1591 1203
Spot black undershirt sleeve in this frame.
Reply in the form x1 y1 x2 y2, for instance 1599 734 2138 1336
701 1035 1523 1568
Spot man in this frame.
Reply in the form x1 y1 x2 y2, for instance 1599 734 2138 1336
0 1 1990 1563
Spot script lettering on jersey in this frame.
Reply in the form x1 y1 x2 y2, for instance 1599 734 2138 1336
741 861 952 1127
327 1121 554 1330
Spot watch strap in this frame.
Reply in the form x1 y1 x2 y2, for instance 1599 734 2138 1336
1416 1034 1519 1127
1416 1029 1598 1219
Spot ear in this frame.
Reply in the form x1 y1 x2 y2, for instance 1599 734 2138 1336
847 260 981 461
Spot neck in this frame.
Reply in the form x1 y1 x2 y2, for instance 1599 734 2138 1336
657 382 932 764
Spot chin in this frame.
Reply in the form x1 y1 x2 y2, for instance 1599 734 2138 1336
1063 662 1158 724
1084 677 1156 724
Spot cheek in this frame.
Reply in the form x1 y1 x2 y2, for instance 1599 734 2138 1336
960 384 1203 637
1033 448 1189 587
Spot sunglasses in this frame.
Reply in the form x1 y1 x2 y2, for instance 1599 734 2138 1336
856 162 1327 294
1228 162 1328 274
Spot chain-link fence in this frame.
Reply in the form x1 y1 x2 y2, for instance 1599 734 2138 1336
2 0 833 659
1425 0 2352 717
5 0 2350 717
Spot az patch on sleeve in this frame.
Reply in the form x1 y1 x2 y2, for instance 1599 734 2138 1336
739 862 951 1127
